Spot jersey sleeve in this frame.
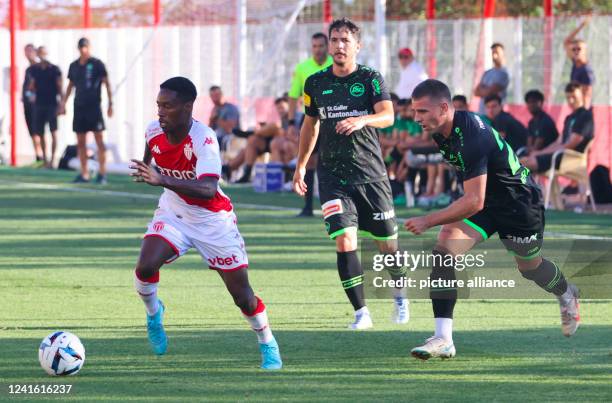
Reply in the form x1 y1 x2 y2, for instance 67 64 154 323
462 122 490 181
303 75 318 117
288 66 302 99
98 60 108 78
67 63 75 82
370 70 391 104
194 125 222 178
572 111 594 138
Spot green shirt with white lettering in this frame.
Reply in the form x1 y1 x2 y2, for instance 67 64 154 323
304 65 391 185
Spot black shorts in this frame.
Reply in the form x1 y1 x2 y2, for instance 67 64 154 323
24 102 35 136
319 180 398 240
33 104 58 134
463 188 545 259
536 153 562 172
73 105 105 133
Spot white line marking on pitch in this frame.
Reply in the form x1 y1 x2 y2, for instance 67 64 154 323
2 179 611 240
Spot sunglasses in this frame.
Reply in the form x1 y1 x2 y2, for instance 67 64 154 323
399 55 410 59
572 47 582 52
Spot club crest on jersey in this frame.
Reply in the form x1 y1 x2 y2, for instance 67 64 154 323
184 143 193 160
204 137 214 145
152 144 161 154
152 221 164 232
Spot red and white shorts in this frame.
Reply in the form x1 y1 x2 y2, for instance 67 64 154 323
144 208 248 272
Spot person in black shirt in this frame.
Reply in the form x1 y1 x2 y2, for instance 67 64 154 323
405 79 580 360
292 18 409 329
484 94 528 153
521 83 593 173
22 44 42 164
29 46 63 168
524 89 559 154
60 37 113 184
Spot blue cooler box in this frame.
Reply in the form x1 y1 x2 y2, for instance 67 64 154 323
253 163 284 192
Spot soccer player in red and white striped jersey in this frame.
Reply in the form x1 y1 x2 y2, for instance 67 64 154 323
130 77 282 369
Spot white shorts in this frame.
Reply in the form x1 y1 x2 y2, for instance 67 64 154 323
144 208 248 272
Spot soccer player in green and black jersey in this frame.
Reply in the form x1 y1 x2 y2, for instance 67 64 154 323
404 79 580 360
293 18 409 329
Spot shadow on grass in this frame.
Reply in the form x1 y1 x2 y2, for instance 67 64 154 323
1 326 611 401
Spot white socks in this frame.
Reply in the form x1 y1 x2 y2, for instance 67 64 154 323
243 297 274 344
435 317 453 342
134 272 160 316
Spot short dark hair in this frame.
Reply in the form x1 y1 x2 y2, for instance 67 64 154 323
24 43 35 50
209 85 221 92
274 96 288 105
312 32 328 44
484 94 502 105
565 82 581 93
411 79 452 103
452 95 468 104
77 37 90 48
328 18 361 41
491 42 504 50
160 77 197 103
397 98 411 106
524 89 544 103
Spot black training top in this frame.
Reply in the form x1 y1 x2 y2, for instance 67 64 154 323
433 111 537 207
562 107 593 153
528 110 559 149
304 64 391 185
30 63 62 106
67 57 107 108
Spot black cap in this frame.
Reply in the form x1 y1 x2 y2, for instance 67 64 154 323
77 37 90 48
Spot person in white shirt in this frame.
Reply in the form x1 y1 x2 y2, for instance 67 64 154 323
394 48 428 99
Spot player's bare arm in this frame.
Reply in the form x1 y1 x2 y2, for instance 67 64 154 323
293 115 320 196
129 158 218 199
336 100 394 136
405 174 486 235
102 76 113 118
59 81 73 115
142 144 152 166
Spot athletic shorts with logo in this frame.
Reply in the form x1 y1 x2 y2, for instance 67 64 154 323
144 207 248 271
319 179 398 240
464 188 545 259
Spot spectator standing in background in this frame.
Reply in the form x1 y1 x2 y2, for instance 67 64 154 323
474 43 509 114
394 48 428 100
524 90 559 154
22 44 42 165
484 94 528 153
61 37 113 184
29 46 63 168
564 17 595 109
208 86 240 151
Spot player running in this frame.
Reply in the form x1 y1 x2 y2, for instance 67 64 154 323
404 79 580 360
293 18 409 329
130 77 282 370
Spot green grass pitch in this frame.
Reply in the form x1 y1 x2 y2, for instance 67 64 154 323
0 167 611 402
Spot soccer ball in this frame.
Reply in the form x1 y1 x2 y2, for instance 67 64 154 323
38 331 86 376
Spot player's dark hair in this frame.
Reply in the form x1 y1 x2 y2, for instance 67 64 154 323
24 43 35 49
328 18 361 41
274 96 288 104
312 32 328 44
524 89 544 103
452 95 468 104
209 85 221 92
491 42 504 50
565 82 581 93
484 94 502 105
397 98 411 106
160 77 197 103
411 79 452 103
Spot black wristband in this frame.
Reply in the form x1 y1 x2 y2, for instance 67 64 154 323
288 119 296 125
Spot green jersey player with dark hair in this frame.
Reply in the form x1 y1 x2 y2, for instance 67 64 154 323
292 17 409 329
405 79 580 360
